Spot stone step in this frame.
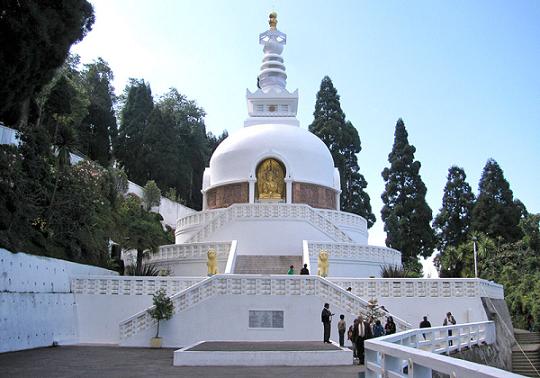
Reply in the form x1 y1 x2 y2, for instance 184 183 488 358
234 255 303 275
515 332 540 344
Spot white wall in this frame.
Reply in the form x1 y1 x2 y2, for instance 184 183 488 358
127 181 195 228
119 291 489 348
208 219 332 255
0 249 115 353
75 295 152 344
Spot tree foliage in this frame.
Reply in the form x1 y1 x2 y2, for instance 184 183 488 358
78 58 117 165
381 118 435 273
472 159 522 243
309 76 375 226
0 0 95 125
437 215 540 329
115 194 168 275
433 166 475 251
143 180 161 211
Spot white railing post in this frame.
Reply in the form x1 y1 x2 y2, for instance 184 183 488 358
224 240 238 274
411 361 432 378
384 354 402 376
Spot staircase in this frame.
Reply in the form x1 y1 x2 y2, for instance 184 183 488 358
234 255 303 274
513 330 540 377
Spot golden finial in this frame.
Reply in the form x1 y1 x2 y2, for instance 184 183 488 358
269 12 277 29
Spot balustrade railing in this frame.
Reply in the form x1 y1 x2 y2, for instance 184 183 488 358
316 208 368 232
71 276 204 296
176 209 223 230
364 321 520 377
118 275 411 342
308 242 401 265
329 278 504 300
187 203 353 243
152 241 231 262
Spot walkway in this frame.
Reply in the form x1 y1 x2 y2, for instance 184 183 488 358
0 346 365 378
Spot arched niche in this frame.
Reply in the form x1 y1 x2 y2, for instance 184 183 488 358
255 158 286 201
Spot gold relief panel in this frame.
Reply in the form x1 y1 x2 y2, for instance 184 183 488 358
256 158 285 200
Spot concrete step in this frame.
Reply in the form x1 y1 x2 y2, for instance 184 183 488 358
234 255 303 275
515 332 540 344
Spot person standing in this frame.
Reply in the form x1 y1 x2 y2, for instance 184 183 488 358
372 319 384 337
419 316 431 339
300 264 310 275
321 303 333 343
337 314 346 347
287 265 295 275
384 316 396 335
353 314 372 363
443 312 456 346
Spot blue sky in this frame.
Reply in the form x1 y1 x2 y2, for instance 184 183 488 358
72 0 540 276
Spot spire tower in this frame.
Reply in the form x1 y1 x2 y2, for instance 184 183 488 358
245 12 299 127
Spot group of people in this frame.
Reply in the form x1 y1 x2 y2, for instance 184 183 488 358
287 264 310 275
322 303 461 363
321 303 398 363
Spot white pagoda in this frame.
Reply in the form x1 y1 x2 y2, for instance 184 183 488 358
150 12 401 278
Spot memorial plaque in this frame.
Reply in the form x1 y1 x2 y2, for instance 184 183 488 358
249 310 284 328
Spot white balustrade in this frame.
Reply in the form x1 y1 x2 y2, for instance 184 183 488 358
308 242 401 265
315 209 368 233
176 209 224 230
71 276 205 296
187 203 354 243
329 278 504 300
152 241 231 262
118 275 411 341
364 321 520 378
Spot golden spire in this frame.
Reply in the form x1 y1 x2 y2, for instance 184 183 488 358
269 12 277 29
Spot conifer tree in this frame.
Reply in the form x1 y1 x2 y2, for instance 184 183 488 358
381 118 435 272
309 76 375 227
433 166 475 251
78 58 117 166
116 79 154 184
472 159 522 243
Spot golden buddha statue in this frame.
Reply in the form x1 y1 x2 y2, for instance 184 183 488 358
257 158 285 200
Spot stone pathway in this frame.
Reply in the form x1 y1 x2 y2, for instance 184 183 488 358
0 346 366 378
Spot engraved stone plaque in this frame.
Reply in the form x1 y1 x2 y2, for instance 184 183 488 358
249 310 284 328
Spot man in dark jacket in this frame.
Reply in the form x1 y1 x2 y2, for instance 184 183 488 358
353 314 372 363
321 303 333 343
300 264 310 275
419 316 431 339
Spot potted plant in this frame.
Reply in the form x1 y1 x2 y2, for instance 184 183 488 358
148 289 174 348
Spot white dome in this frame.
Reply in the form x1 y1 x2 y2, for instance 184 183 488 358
205 124 337 191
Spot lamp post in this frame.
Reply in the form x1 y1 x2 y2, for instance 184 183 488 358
472 236 478 278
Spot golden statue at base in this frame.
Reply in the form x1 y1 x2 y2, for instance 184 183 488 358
257 158 285 200
317 250 329 277
207 249 218 276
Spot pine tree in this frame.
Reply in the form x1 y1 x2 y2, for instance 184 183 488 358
309 76 375 227
433 166 475 251
381 118 435 273
79 58 117 166
116 79 154 183
472 159 522 243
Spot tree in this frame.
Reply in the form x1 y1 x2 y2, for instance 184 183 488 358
309 76 375 226
115 79 154 183
78 58 117 166
471 159 522 243
433 166 475 251
148 289 174 339
0 0 94 125
143 180 161 211
116 195 168 275
152 88 208 209
381 118 435 273
207 130 228 155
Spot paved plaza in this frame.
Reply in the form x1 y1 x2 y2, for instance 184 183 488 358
0 346 366 378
